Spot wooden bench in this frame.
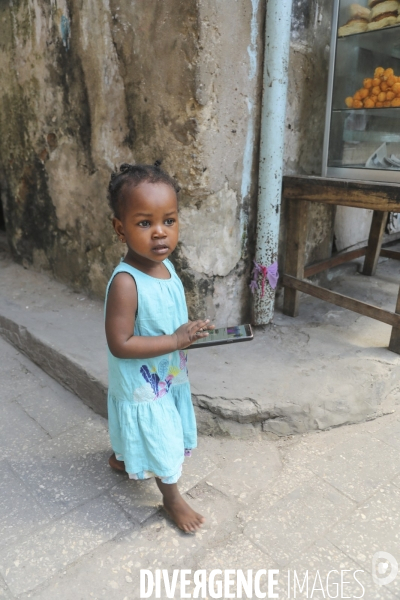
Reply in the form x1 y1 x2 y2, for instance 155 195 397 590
282 175 400 353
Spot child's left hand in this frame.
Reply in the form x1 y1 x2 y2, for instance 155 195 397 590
173 319 215 349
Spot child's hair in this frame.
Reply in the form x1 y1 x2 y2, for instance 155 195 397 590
108 162 180 219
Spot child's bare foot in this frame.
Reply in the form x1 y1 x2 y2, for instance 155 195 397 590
163 495 205 533
108 452 127 473
155 479 204 533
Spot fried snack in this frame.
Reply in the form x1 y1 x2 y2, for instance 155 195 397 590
338 19 369 35
367 15 397 29
345 67 400 109
370 1 399 18
338 3 371 36
345 97 354 108
369 0 399 30
350 2 371 17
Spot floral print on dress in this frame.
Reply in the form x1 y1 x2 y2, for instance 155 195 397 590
136 351 189 402
180 350 188 373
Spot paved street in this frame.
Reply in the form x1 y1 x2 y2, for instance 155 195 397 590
1 335 400 599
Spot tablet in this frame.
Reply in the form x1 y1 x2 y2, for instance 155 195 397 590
189 324 253 348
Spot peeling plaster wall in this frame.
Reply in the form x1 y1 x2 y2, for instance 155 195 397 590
0 0 264 324
0 0 334 322
279 0 335 282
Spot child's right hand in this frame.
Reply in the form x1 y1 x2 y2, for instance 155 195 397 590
173 319 214 349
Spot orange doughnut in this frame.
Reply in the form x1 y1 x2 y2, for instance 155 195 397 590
391 98 400 107
374 67 385 78
363 98 375 108
363 78 373 89
345 96 354 108
378 91 387 102
353 91 362 101
383 68 394 80
386 91 395 100
380 82 389 92
359 88 369 99
372 85 381 96
387 75 396 87
372 78 381 87
392 82 400 94
353 99 363 108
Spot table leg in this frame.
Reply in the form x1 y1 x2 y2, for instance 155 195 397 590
362 210 388 276
389 285 400 354
283 199 308 317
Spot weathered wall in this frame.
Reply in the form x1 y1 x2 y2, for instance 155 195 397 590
0 0 265 324
279 0 335 284
0 0 335 322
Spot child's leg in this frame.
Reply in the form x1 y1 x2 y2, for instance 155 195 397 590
109 452 126 473
155 478 205 533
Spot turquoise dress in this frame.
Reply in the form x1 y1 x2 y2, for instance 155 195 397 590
105 259 197 484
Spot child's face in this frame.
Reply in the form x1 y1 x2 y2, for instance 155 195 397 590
113 181 179 266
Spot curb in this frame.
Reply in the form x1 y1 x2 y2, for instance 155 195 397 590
0 313 108 418
0 311 265 439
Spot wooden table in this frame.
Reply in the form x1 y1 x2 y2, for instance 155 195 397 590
282 175 400 353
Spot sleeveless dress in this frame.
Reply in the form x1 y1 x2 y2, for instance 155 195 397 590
105 259 197 484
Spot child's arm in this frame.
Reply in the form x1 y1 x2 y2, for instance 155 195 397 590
105 272 211 359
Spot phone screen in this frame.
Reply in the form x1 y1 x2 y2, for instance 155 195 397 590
190 325 252 347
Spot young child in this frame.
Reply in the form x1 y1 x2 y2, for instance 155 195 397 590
105 163 212 533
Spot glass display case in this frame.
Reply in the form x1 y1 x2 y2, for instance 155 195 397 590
322 0 400 182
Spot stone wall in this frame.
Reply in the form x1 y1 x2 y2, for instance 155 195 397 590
0 0 333 323
281 0 336 279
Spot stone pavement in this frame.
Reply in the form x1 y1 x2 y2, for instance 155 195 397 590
1 335 400 599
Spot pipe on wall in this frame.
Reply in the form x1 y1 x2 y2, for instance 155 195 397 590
253 0 293 325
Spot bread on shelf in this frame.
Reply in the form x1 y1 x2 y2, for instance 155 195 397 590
338 0 400 35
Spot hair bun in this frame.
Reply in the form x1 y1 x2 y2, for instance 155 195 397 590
154 160 162 168
119 163 133 174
